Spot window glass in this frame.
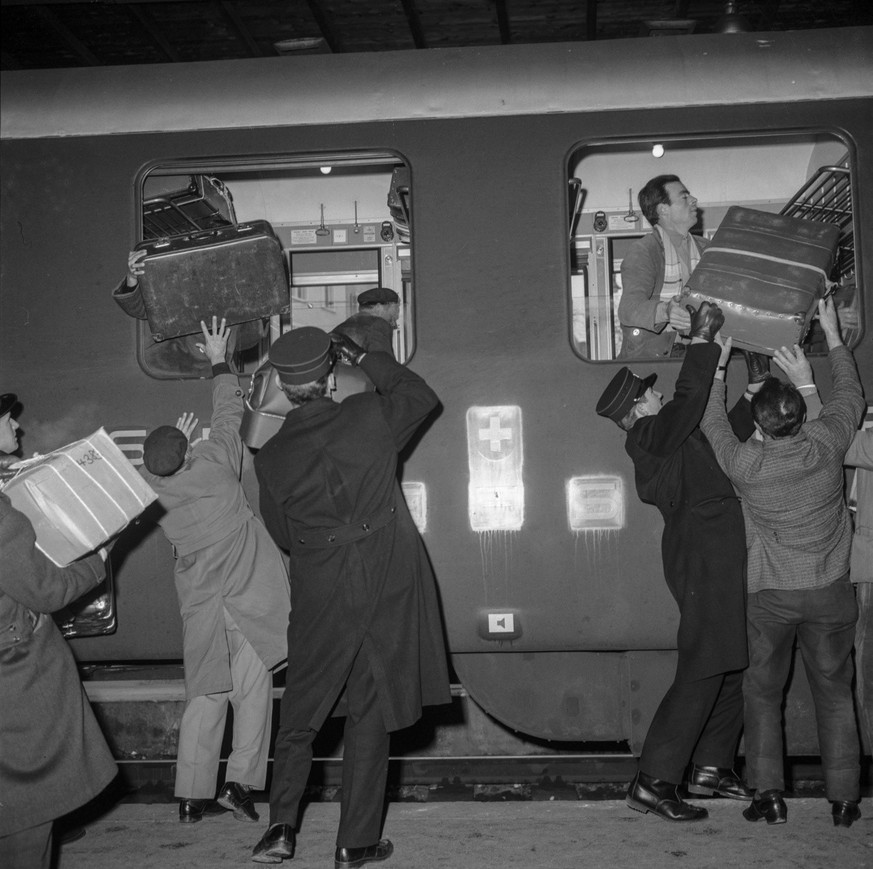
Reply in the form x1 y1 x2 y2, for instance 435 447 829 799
568 134 858 362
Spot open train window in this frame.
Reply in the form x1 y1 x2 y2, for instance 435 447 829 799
131 153 414 379
568 133 860 362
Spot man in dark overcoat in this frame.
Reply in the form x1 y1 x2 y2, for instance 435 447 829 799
596 303 753 821
250 327 450 868
0 393 117 869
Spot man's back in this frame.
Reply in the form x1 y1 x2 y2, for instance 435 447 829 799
703 345 864 592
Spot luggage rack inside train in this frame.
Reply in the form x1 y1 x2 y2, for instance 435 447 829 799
142 174 236 239
780 161 854 282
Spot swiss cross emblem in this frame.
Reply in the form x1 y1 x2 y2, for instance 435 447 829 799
476 412 515 461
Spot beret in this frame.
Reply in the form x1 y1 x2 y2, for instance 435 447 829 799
357 286 399 306
143 425 188 476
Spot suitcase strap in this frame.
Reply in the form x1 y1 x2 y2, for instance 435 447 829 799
704 246 835 288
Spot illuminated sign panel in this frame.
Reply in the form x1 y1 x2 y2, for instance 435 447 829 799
401 481 427 533
466 406 524 531
566 476 624 531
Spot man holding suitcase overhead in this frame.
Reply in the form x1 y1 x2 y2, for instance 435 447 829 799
597 301 756 821
250 327 450 867
701 298 864 827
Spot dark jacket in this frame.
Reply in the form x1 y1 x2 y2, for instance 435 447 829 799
624 342 750 679
618 231 708 359
0 493 117 836
254 352 450 732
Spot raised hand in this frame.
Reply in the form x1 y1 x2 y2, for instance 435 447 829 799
195 316 230 365
686 301 724 342
329 331 366 367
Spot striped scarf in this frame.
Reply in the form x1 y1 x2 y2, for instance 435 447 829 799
656 224 701 304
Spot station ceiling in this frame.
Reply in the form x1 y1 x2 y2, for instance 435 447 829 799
1 0 870 71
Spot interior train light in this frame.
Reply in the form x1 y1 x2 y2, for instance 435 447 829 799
652 143 665 158
320 166 332 174
466 406 524 531
566 476 624 531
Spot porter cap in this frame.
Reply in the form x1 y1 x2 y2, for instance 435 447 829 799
596 368 657 425
269 327 333 385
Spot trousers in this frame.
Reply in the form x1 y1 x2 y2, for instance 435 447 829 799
174 609 273 798
269 645 389 848
639 666 745 783
854 581 873 754
744 576 859 800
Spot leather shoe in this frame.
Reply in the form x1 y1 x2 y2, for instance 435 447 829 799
832 800 861 828
626 772 708 821
252 824 295 864
335 838 394 869
218 781 259 822
743 790 788 824
686 764 753 801
178 798 226 823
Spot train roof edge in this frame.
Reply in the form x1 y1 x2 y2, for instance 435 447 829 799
2 27 872 141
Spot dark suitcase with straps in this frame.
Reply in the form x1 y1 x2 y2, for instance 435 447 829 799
680 206 839 355
131 220 289 341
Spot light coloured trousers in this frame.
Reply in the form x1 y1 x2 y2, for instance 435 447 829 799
174 609 273 798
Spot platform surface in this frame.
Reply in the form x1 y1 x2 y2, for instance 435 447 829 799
57 798 871 869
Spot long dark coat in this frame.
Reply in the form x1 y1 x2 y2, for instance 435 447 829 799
140 374 290 700
254 351 450 733
0 493 117 836
625 342 749 680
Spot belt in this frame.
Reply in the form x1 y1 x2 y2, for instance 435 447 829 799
291 501 397 549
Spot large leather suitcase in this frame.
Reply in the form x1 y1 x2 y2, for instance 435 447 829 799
134 220 289 341
680 206 839 354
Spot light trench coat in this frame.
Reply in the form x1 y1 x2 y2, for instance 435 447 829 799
141 374 290 699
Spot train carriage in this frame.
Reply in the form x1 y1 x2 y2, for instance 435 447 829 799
1 26 871 768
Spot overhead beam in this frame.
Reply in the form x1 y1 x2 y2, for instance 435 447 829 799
30 4 102 65
587 0 597 41
220 1 261 56
127 3 180 62
758 0 783 31
399 0 427 49
305 0 341 53
495 0 511 44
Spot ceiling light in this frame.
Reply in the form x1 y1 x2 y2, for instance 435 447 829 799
652 143 665 158
714 2 752 34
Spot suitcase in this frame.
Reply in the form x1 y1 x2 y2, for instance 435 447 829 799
1 429 157 567
680 206 839 355
134 220 289 341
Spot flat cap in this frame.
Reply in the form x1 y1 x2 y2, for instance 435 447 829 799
357 286 399 306
596 368 656 425
269 327 332 385
143 425 188 476
0 393 19 417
